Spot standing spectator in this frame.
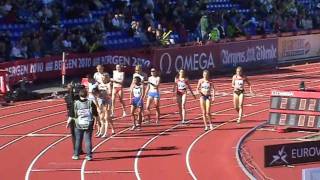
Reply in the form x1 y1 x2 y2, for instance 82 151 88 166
72 88 98 161
112 14 121 29
10 42 24 59
65 83 83 155
200 13 209 40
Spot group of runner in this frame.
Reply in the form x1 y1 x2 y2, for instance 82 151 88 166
84 64 251 136
66 64 252 160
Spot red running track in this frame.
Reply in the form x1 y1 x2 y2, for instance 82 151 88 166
0 63 320 180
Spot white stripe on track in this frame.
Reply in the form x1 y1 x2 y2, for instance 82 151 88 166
134 99 269 179
0 103 65 119
25 135 70 180
185 109 268 180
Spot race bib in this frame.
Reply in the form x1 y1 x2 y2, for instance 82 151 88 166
133 87 141 97
235 79 244 89
177 81 186 90
201 82 210 90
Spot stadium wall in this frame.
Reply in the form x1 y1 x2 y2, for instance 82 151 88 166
1 33 320 86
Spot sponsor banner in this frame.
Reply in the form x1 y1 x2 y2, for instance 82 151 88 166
218 38 278 69
0 49 152 86
265 140 320 167
278 34 320 62
153 38 277 79
153 44 217 77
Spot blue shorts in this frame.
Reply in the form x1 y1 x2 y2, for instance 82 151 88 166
132 97 143 108
98 98 111 106
201 94 211 101
148 92 160 99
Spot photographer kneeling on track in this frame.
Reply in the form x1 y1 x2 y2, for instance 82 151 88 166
70 88 99 161
65 83 85 155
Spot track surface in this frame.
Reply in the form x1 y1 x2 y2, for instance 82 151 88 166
1 63 320 180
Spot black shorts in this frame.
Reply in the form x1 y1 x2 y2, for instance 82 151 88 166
234 89 244 96
200 93 211 100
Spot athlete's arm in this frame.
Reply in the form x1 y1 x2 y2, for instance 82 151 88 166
144 81 150 99
141 85 145 101
187 79 196 98
173 78 177 93
196 79 201 95
231 75 235 88
129 87 133 105
211 82 215 102
245 76 253 93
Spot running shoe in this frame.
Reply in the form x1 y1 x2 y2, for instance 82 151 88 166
209 124 213 130
204 126 209 131
86 156 92 161
101 134 108 138
130 125 136 131
122 111 127 117
72 155 79 160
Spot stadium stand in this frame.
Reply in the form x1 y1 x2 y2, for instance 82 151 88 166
0 0 319 62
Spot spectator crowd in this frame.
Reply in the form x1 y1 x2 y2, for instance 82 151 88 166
0 0 320 62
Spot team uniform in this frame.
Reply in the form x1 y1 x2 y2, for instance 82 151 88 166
98 81 112 107
132 85 143 108
175 78 189 96
233 75 245 95
87 82 98 100
199 80 212 100
147 76 160 99
93 72 104 84
112 70 124 93
133 72 147 84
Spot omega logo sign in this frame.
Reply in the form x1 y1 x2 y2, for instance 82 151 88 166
159 52 215 74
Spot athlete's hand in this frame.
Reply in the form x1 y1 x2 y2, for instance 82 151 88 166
66 117 72 129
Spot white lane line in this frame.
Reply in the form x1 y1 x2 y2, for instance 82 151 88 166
0 121 66 150
0 111 66 130
19 64 320 179
86 77 320 179
0 134 23 137
0 103 65 119
185 109 268 180
134 122 186 180
31 168 81 172
0 99 64 110
25 135 70 180
84 170 135 174
134 99 269 180
27 133 69 137
80 127 130 180
80 88 222 180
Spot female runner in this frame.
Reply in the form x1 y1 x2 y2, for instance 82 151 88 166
131 65 147 121
144 68 161 124
196 70 215 131
111 64 126 117
93 65 104 84
131 65 147 89
232 66 252 123
173 69 196 124
86 75 101 135
130 76 144 130
92 88 103 137
98 73 115 137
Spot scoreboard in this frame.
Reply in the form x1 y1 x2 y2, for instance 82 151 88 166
268 90 320 129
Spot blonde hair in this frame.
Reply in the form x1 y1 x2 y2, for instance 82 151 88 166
135 65 142 72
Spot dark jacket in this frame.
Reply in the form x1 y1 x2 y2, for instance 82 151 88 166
64 92 76 117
